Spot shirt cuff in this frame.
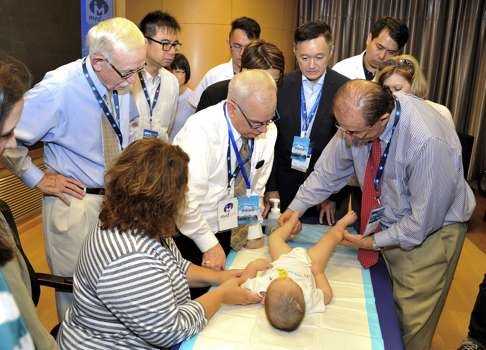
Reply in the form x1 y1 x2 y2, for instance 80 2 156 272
192 232 220 253
247 223 263 240
373 228 399 249
21 166 45 188
287 198 310 216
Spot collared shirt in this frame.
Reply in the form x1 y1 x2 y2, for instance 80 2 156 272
361 53 374 80
3 57 138 188
332 51 367 80
289 92 476 250
301 73 326 134
173 101 277 252
169 88 195 142
131 67 179 141
188 59 234 108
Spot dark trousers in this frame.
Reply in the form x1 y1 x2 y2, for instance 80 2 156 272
468 274 486 345
173 230 231 299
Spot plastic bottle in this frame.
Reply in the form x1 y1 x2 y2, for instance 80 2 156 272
265 198 281 234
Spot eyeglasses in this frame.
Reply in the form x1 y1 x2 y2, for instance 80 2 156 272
335 122 374 136
229 43 247 53
384 58 414 73
106 59 145 79
145 36 182 51
231 99 280 129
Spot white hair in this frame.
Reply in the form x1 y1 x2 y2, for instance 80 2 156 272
228 69 277 106
87 17 145 60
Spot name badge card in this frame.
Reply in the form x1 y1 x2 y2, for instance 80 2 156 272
218 197 238 231
237 195 259 225
143 129 159 139
291 136 311 172
363 206 385 236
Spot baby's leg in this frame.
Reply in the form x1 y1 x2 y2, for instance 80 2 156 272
268 211 300 260
308 211 357 270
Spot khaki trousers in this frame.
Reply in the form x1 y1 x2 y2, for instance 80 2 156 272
42 194 103 321
383 223 467 350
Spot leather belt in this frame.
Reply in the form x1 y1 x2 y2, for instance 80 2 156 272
85 188 105 195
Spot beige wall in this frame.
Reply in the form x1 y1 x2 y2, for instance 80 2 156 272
117 0 298 89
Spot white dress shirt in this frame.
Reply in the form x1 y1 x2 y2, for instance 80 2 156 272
333 52 366 80
173 101 277 252
131 67 179 141
425 100 455 129
188 60 234 108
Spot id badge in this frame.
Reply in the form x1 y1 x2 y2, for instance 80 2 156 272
143 128 159 139
237 195 259 225
291 136 311 172
363 206 385 236
218 197 238 231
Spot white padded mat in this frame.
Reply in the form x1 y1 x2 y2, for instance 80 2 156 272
179 225 385 350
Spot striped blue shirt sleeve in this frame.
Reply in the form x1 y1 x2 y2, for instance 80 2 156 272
97 252 207 348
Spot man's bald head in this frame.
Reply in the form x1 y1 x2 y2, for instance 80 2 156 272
334 80 395 126
228 69 277 106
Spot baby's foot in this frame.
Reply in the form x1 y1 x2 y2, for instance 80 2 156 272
336 210 358 228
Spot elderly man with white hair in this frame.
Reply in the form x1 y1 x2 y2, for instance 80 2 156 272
173 69 278 291
2 17 146 319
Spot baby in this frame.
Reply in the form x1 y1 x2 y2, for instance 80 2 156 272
241 210 357 331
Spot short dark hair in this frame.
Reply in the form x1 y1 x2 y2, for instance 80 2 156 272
230 17 261 40
140 10 180 37
241 40 285 81
0 53 31 123
170 53 191 84
370 17 409 50
334 80 395 126
294 21 333 45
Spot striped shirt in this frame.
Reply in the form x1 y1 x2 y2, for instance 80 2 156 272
58 226 207 349
289 92 476 250
0 272 34 350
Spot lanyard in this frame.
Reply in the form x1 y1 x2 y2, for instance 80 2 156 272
82 58 123 146
223 102 253 191
300 85 322 137
372 100 401 196
138 71 161 124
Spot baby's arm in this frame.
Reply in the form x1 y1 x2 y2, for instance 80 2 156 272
312 263 332 304
241 258 272 280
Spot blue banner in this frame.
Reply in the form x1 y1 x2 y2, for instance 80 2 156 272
81 0 114 56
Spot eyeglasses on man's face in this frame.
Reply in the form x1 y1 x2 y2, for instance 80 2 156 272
231 99 280 129
335 122 374 137
145 36 182 51
105 59 145 79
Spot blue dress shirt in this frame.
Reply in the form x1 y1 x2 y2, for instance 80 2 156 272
10 58 138 188
289 92 476 249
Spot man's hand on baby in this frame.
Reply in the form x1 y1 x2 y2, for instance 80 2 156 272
279 209 302 239
220 277 263 305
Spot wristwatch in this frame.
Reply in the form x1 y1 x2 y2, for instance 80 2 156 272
371 235 381 251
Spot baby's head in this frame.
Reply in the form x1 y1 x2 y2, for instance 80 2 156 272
264 277 305 331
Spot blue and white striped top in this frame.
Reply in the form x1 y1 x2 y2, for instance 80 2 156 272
0 271 34 350
58 225 207 349
290 92 476 249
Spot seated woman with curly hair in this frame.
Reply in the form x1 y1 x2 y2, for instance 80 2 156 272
58 139 261 349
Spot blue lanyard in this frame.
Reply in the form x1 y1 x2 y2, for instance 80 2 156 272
138 71 161 123
373 100 401 194
82 58 123 147
223 102 253 191
300 85 322 136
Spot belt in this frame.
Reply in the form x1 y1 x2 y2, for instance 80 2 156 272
85 188 105 195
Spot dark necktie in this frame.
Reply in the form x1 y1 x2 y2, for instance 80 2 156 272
358 138 381 268
230 137 251 251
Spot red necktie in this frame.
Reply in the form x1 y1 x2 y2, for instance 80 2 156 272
358 139 381 268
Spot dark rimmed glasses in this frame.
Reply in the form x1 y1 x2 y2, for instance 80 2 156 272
145 36 182 51
231 99 280 129
105 59 145 79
